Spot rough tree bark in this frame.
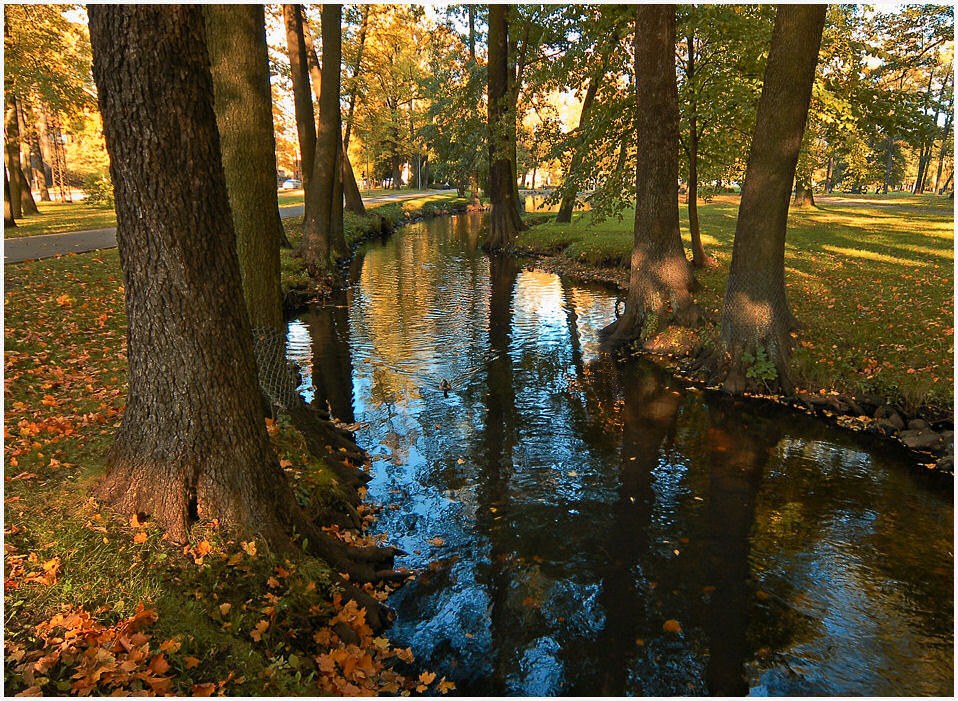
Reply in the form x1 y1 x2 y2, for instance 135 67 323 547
205 3 288 322
88 7 398 618
684 32 712 266
282 4 316 205
716 5 826 394
300 4 348 270
485 4 526 250
600 5 697 349
90 4 296 543
555 63 603 224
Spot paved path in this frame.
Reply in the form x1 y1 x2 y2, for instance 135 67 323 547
4 190 454 264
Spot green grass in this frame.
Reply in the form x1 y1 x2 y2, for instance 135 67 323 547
4 199 119 238
4 187 453 239
517 193 954 414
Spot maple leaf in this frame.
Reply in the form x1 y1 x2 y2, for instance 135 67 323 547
133 532 147 544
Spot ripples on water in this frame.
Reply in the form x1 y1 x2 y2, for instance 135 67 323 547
287 213 953 696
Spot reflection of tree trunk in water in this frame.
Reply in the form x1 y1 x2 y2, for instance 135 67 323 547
559 277 584 376
477 254 520 694
307 302 356 424
702 403 773 696
588 362 682 695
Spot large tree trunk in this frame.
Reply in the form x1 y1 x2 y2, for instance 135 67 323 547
485 4 526 250
282 4 316 210
89 4 297 545
341 7 369 216
4 166 15 227
556 66 602 224
600 5 696 349
301 17 365 216
685 33 711 267
300 3 347 271
5 94 29 218
205 4 286 329
88 8 398 611
717 5 826 394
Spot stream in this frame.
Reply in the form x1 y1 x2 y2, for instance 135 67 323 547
287 213 953 696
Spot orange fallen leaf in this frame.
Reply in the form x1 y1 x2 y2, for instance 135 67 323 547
250 619 269 642
133 532 147 544
662 619 682 634
148 653 170 674
184 656 201 669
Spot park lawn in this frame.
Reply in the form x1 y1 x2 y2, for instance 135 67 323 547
3 187 450 239
517 193 954 415
4 199 119 238
3 199 464 695
5 192 310 239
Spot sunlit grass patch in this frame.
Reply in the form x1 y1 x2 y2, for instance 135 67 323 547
4 199 118 238
519 193 954 413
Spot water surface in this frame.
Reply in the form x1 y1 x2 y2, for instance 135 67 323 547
287 214 953 696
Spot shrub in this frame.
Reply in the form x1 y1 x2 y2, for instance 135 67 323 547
82 174 114 208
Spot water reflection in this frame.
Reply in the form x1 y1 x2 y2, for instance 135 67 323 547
288 214 953 696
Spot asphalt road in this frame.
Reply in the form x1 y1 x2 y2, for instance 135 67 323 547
4 190 453 264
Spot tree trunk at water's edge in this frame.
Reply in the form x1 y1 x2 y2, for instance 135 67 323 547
485 4 526 250
89 4 298 545
89 7 398 612
302 17 365 216
205 3 286 329
282 4 316 214
600 5 697 350
717 5 825 394
301 4 347 271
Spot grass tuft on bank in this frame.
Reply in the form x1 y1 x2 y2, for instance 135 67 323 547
516 193 954 415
